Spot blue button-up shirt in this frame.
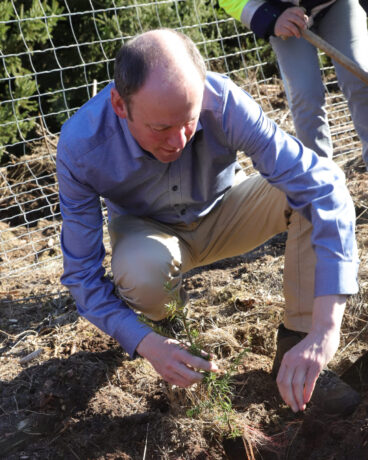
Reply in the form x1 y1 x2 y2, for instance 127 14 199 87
57 71 359 357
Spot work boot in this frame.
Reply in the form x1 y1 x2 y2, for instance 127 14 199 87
271 323 307 378
272 323 361 416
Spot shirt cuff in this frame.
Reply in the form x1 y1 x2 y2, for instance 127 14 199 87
110 311 153 358
314 260 359 297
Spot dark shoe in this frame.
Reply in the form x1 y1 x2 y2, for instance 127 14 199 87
272 324 360 416
310 369 361 416
271 323 307 378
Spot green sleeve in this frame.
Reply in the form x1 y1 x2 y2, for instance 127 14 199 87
218 0 250 21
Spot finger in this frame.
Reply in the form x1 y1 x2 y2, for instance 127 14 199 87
277 364 299 413
179 348 219 373
166 368 200 388
275 26 293 39
192 345 218 364
283 22 303 38
292 367 307 411
176 361 205 385
166 348 218 387
288 10 308 23
163 357 205 387
304 365 320 404
276 22 300 39
283 12 308 35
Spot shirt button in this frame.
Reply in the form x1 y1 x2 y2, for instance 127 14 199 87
180 209 186 215
172 185 178 191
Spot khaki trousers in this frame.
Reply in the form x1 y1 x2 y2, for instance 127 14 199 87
108 173 316 333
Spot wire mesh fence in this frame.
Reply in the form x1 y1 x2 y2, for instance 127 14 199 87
0 0 362 287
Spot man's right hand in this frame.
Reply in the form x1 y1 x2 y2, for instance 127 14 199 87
274 7 308 39
136 331 219 387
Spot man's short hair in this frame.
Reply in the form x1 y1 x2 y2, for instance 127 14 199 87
114 29 206 118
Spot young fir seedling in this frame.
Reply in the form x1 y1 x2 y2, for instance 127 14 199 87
139 282 248 437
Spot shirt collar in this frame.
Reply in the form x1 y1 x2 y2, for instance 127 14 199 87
118 117 147 159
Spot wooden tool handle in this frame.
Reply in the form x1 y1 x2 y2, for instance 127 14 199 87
301 28 368 85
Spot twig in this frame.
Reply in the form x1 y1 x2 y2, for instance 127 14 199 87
285 421 302 460
356 206 368 221
0 328 18 338
68 445 81 460
142 423 149 460
14 329 38 339
243 432 255 460
13 395 19 414
339 322 368 354
9 331 38 351
19 348 44 364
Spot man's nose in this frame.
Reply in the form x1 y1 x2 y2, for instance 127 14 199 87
167 127 187 150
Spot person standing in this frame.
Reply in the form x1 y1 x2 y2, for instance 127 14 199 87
220 0 368 168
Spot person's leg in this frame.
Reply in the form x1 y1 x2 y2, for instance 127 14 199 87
108 214 194 321
109 174 316 331
207 178 359 415
186 173 315 333
270 35 333 159
317 0 368 167
188 174 289 265
180 174 359 415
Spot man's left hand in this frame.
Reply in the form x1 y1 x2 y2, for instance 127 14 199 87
276 295 346 412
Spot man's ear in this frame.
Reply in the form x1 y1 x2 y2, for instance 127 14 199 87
110 87 128 119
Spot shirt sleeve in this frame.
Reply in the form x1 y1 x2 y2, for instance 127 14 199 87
220 0 294 38
221 76 359 296
56 141 152 358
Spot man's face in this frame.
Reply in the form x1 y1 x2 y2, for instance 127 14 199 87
111 70 204 163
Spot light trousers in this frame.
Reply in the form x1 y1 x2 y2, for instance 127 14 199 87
270 0 368 166
108 173 316 334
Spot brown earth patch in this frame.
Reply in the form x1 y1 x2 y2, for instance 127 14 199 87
0 152 367 459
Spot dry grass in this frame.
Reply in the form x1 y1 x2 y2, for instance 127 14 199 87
0 139 367 459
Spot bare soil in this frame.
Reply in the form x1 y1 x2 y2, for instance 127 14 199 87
0 154 367 460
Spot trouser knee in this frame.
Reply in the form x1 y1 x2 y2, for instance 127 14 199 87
109 219 183 320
